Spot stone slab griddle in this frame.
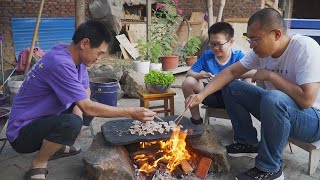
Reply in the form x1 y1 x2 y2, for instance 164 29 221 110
101 115 204 146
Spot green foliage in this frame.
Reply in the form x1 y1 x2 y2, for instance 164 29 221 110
144 70 176 85
150 0 183 56
181 37 201 58
137 39 164 63
149 40 163 63
136 39 148 60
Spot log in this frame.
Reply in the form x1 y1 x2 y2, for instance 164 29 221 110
172 165 184 178
180 159 193 174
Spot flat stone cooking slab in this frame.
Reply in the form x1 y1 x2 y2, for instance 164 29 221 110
101 115 204 146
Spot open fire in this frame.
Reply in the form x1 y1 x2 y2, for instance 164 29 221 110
131 126 206 179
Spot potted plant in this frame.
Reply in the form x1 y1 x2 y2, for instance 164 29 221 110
135 39 151 74
144 70 176 93
181 37 201 66
151 0 183 70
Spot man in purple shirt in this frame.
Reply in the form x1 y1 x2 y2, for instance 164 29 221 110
7 20 155 180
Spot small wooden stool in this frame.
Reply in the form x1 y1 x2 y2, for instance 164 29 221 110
137 90 176 116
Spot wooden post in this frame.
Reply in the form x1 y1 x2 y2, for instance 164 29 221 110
25 0 44 74
146 0 152 58
207 0 214 26
284 0 293 18
76 0 86 28
217 0 226 22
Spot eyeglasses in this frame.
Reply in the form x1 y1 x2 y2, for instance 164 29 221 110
208 40 230 49
243 30 276 46
245 38 259 47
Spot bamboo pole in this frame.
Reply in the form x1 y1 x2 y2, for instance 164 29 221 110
146 0 152 58
25 0 45 74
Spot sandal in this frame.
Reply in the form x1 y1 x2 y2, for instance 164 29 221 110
25 168 48 180
49 145 81 161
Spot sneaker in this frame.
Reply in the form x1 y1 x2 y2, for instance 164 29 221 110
235 167 284 180
226 143 258 158
190 117 203 125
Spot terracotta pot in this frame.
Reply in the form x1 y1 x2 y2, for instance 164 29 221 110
160 56 179 71
185 56 198 66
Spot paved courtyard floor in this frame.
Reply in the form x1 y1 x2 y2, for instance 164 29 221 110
1 79 320 179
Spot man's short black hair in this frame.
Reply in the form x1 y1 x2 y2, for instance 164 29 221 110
248 8 287 33
208 22 234 40
72 20 112 48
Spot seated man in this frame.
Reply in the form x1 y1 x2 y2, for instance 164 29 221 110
182 22 254 125
185 8 320 180
6 20 155 180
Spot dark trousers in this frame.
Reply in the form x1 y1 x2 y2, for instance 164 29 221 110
10 103 93 153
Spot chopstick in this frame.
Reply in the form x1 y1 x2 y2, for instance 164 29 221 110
154 114 165 122
142 107 165 122
174 96 195 125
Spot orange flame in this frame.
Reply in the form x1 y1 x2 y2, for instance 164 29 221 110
134 126 191 173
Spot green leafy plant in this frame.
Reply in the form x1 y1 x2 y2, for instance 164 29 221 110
136 39 149 60
144 70 176 85
137 39 163 63
150 0 183 56
181 37 201 58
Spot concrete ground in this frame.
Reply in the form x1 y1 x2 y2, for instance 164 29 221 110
1 74 320 180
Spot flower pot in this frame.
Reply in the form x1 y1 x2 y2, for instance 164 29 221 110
160 56 179 71
150 63 162 71
146 84 171 94
134 60 150 74
185 56 198 66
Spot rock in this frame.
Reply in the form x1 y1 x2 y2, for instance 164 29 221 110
88 64 124 100
122 69 145 98
83 133 135 180
88 64 123 81
188 125 230 173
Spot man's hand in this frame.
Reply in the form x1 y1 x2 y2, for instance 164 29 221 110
201 72 215 79
185 94 205 109
251 69 274 83
130 107 156 122
72 105 83 118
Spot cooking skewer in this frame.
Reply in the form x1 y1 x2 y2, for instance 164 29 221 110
174 96 195 125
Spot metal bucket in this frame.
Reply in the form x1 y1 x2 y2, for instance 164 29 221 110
89 77 118 107
7 75 24 103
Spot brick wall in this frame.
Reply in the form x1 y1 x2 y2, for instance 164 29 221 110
0 0 89 69
177 0 261 19
1 0 261 68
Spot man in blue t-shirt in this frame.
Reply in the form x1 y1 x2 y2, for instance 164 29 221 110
182 22 254 125
7 20 155 180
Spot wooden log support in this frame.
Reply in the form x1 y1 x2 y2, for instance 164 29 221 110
180 159 193 174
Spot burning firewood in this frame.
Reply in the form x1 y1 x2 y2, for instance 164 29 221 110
180 159 193 174
172 165 184 178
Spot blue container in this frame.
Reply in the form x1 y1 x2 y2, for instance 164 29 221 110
90 77 118 107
